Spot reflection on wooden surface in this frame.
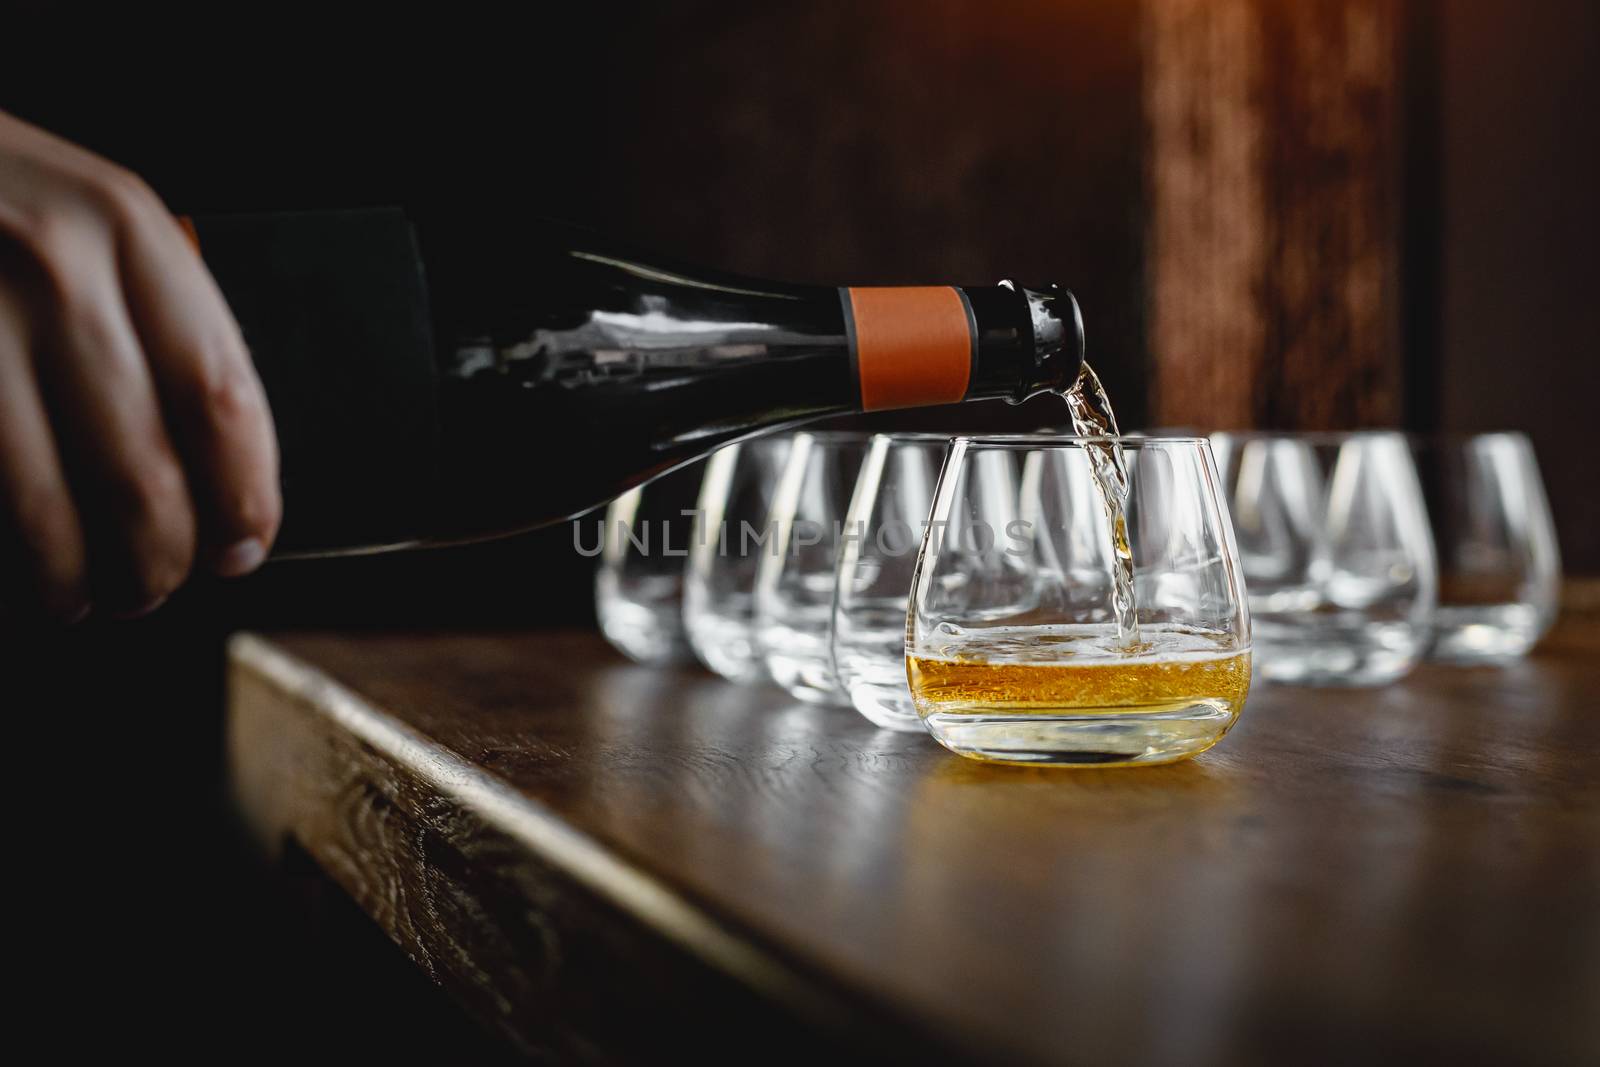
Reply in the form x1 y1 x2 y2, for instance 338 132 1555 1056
230 628 1599 1065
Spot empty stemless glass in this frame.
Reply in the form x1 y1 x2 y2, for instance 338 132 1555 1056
594 462 704 664
755 432 869 705
1212 432 1437 685
908 436 1251 766
831 433 950 731
683 436 793 682
1412 432 1561 662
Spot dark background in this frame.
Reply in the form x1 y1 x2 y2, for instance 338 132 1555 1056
2 0 1594 1059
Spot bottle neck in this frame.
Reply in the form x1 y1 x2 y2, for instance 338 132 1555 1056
432 268 1081 417
840 283 1082 411
421 211 1083 410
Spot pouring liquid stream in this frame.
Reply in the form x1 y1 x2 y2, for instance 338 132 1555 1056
1063 361 1145 652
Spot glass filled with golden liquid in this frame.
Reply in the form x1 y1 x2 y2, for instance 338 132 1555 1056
907 436 1251 766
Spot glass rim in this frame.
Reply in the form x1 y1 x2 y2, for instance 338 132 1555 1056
1208 429 1407 443
952 433 1210 448
790 429 875 444
870 431 957 443
1403 430 1532 446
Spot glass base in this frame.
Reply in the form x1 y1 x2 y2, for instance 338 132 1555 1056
685 609 767 683
760 620 849 706
1253 621 1426 686
921 702 1238 767
597 600 695 665
765 652 847 705
1428 604 1547 664
846 682 926 733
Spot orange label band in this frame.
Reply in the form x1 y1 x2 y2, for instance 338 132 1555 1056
844 286 974 411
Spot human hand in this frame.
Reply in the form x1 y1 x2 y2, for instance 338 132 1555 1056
0 110 279 622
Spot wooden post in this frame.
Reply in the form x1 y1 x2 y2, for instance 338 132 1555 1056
1145 0 1406 430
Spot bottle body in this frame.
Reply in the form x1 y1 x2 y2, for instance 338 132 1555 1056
190 209 1085 555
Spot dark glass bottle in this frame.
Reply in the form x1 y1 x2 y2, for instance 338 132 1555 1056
189 208 1084 556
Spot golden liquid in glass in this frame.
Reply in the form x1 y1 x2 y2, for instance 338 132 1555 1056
908 626 1250 766
908 650 1251 715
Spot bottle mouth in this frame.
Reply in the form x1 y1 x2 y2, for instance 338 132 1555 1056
1025 285 1084 364
1014 284 1085 401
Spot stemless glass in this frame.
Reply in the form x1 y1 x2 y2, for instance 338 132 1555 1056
594 461 704 664
908 436 1251 766
683 436 793 682
1411 432 1561 662
1212 431 1437 685
831 433 950 731
754 431 869 704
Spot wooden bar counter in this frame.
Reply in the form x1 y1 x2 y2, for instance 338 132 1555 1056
227 625 1600 1065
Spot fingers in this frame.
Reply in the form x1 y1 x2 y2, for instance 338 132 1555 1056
24 215 198 615
0 110 280 622
0 279 89 621
115 184 281 575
